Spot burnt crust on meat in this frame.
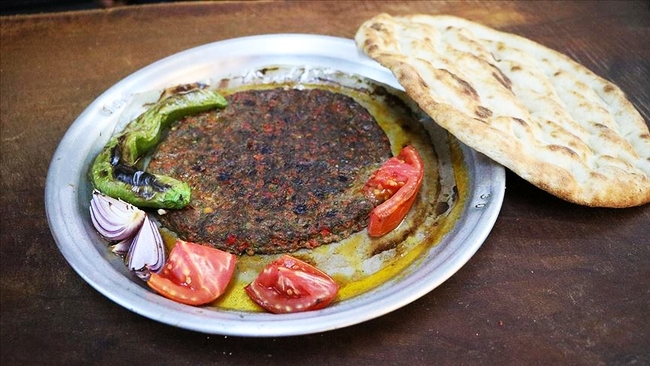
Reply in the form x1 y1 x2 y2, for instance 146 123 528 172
148 88 393 255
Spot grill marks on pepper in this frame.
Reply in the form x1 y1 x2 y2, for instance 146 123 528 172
110 139 170 195
148 88 392 254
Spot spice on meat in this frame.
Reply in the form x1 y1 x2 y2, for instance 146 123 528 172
148 87 392 255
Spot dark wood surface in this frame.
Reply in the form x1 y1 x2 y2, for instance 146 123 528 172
1 1 649 365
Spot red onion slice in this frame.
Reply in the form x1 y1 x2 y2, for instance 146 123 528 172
110 238 132 257
126 215 165 281
90 190 145 241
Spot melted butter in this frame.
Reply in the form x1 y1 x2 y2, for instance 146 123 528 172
336 139 468 301
213 257 268 311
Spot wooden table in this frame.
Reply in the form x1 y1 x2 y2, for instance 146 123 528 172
2 1 649 364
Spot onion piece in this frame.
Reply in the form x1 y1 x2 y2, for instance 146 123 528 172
110 238 132 257
126 215 165 280
90 190 146 241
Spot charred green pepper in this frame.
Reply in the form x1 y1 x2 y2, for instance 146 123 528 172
91 88 227 209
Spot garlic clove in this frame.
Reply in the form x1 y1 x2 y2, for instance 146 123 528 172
126 215 165 281
90 190 146 241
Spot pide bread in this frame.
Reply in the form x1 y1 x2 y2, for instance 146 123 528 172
356 13 650 207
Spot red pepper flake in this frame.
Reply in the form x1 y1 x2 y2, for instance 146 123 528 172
262 123 274 133
225 233 237 246
306 239 318 248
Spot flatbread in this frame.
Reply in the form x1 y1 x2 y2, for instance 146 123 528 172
356 13 650 208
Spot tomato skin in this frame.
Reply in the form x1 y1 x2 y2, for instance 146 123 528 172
245 255 339 314
364 145 424 237
147 239 237 306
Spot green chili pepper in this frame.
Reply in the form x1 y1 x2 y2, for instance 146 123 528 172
91 88 228 209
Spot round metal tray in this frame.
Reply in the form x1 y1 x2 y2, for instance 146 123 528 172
45 34 505 336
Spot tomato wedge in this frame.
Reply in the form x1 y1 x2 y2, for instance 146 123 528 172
148 239 237 306
363 145 424 237
245 255 339 314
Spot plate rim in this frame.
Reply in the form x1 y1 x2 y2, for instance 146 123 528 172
45 33 505 336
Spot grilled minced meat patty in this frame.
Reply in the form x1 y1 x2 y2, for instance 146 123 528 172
148 88 392 255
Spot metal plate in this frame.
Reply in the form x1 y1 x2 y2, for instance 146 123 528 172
45 34 505 336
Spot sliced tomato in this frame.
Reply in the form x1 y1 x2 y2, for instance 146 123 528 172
147 239 237 306
363 145 424 237
245 255 339 314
